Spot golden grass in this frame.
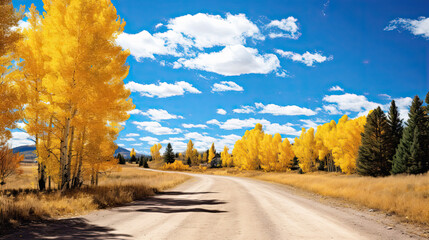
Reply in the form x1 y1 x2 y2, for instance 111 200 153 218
0 166 190 232
187 167 429 226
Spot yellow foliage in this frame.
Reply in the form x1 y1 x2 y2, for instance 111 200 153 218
162 161 190 171
150 144 162 162
208 143 216 163
221 146 232 167
292 128 318 173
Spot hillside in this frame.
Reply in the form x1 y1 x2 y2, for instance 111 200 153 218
12 145 132 162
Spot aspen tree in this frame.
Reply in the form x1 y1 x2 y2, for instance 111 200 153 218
150 143 162 162
292 128 318 173
208 143 216 164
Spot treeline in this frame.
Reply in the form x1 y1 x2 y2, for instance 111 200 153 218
150 92 429 177
0 0 133 189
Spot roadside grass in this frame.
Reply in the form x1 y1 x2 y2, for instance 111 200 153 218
184 167 429 226
0 165 190 233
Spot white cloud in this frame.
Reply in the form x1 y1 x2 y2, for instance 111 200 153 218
233 105 255 114
139 137 160 145
176 45 280 76
166 13 264 49
300 119 319 129
256 103 317 116
276 50 333 66
217 109 227 115
329 86 344 92
132 121 182 135
206 119 221 126
323 93 382 116
132 143 143 146
378 93 392 100
131 109 184 121
323 104 342 115
117 31 178 60
183 132 241 151
212 81 244 92
117 144 125 147
7 131 34 148
120 138 136 142
206 118 299 136
125 81 201 98
182 123 208 129
384 17 429 39
391 97 413 121
11 20 30 31
126 133 140 137
267 17 300 39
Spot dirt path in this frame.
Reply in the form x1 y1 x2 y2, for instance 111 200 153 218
2 171 425 239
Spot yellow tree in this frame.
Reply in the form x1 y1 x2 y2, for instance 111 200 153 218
277 137 295 171
18 0 133 189
259 133 282 171
208 143 216 164
293 128 318 173
0 0 24 144
221 146 232 167
315 120 337 172
331 115 366 174
150 143 162 162
232 124 264 170
130 148 136 157
0 144 23 185
186 140 198 165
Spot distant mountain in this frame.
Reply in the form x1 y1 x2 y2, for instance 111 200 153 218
13 145 134 161
115 146 131 157
13 145 37 162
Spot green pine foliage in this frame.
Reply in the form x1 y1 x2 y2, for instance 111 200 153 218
117 153 126 165
357 107 391 176
163 143 175 164
386 100 403 164
392 95 427 174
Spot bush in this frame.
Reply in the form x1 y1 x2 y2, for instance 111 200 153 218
162 161 189 171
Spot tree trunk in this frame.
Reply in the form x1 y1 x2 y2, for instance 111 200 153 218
60 117 71 190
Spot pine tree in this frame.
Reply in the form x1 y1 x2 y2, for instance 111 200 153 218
163 143 175 164
357 107 390 176
422 92 429 172
386 100 403 165
392 96 427 174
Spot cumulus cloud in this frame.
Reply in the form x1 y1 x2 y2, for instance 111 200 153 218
217 109 227 115
132 121 182 135
329 86 344 92
233 105 255 114
267 17 301 39
139 137 160 145
129 109 184 121
166 13 264 49
116 31 178 60
184 132 241 151
206 118 299 135
323 93 412 120
175 45 280 76
256 103 317 116
182 124 208 129
119 138 136 142
211 81 244 92
276 50 333 66
7 131 34 148
125 81 201 98
384 17 429 39
126 133 140 137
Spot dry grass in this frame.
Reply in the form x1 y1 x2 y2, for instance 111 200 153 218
0 165 190 233
188 167 429 226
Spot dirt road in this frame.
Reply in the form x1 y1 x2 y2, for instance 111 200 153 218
3 171 424 239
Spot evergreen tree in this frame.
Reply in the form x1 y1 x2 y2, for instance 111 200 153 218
392 96 427 174
138 157 143 167
117 153 125 165
130 154 137 163
386 100 403 164
143 157 149 168
187 157 191 166
357 107 390 176
163 143 175 164
423 92 429 172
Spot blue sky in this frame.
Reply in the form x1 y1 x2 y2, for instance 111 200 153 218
10 0 429 154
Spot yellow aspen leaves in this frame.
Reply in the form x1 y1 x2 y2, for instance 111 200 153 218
150 143 162 162
221 146 232 167
208 143 216 163
292 128 318 173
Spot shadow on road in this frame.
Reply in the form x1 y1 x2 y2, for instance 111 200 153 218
0 218 132 240
157 191 217 196
117 191 228 214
